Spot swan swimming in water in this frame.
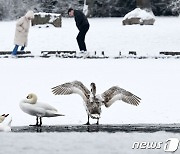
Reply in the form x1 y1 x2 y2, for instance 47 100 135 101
0 114 12 132
52 80 141 125
19 93 65 126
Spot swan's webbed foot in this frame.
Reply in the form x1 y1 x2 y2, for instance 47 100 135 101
29 124 41 127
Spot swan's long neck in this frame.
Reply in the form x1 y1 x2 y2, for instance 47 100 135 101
7 118 12 127
90 83 96 98
0 116 5 123
90 83 96 103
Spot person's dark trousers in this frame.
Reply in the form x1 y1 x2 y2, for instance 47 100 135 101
76 24 89 51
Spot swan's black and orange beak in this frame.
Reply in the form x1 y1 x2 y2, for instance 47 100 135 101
1 114 9 117
5 114 9 117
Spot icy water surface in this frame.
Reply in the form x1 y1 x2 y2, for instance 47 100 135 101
1 131 180 154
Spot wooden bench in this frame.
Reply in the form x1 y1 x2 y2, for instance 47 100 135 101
41 51 76 58
129 51 137 55
159 51 180 56
0 51 31 55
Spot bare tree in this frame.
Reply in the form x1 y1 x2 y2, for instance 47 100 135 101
168 0 180 15
0 0 42 20
0 0 15 20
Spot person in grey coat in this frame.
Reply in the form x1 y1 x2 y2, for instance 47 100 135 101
68 8 90 56
12 10 34 56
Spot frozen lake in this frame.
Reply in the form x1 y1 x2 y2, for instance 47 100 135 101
1 131 180 154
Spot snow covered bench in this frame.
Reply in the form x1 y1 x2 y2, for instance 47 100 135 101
40 51 108 58
0 51 33 58
32 12 61 27
0 51 31 55
41 51 76 58
160 51 180 56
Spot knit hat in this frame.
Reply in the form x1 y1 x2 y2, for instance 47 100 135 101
25 10 34 19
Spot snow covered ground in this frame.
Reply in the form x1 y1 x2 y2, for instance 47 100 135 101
0 17 180 126
0 17 180 56
0 58 180 126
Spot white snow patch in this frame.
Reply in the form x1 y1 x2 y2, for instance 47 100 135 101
123 8 155 20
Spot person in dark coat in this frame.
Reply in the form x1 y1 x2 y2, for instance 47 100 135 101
68 8 90 56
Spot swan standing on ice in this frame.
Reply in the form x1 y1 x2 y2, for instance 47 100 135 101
19 93 64 126
52 80 141 125
0 114 12 132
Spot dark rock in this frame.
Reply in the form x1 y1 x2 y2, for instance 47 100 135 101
32 13 62 27
142 18 155 25
123 17 142 25
122 8 155 25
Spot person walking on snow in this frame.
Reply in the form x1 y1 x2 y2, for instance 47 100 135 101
68 8 90 57
11 10 34 56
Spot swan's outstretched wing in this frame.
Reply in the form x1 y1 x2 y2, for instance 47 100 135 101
52 81 90 101
101 86 141 107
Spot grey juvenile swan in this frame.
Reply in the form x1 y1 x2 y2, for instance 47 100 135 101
52 80 141 125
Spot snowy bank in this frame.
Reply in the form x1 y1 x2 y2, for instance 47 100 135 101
0 17 179 56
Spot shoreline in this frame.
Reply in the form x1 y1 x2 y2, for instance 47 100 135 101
11 124 180 133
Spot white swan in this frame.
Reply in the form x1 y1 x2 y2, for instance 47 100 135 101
0 114 12 132
0 114 9 123
19 93 65 126
52 80 141 125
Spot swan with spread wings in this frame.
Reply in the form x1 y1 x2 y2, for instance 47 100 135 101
52 80 141 125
